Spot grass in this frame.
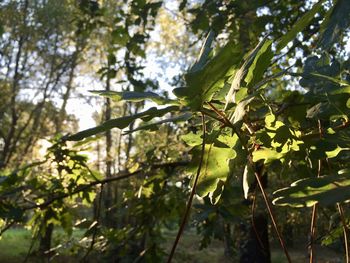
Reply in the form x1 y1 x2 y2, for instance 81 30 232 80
0 228 32 262
0 228 84 263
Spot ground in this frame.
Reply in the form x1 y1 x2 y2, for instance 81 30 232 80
0 228 344 262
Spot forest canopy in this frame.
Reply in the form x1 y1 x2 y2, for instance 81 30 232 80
1 0 350 262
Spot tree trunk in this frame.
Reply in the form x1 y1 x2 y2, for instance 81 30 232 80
103 62 114 227
240 167 271 263
239 213 271 263
0 0 29 168
39 223 54 258
223 223 235 260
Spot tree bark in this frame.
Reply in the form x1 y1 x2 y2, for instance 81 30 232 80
223 223 235 260
240 168 271 263
103 62 114 227
239 214 271 263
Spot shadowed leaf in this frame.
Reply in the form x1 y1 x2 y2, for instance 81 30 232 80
273 173 350 207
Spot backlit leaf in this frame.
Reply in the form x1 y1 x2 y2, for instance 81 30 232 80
124 112 192 134
244 39 273 88
66 106 179 141
90 90 174 105
252 148 284 164
189 144 236 202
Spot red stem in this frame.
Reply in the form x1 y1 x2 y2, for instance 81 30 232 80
167 113 206 263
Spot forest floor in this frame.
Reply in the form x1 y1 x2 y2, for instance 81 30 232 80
163 229 344 263
0 228 344 262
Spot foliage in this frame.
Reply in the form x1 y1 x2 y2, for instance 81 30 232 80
1 0 350 262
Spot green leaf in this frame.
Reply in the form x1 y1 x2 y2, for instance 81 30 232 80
310 73 349 87
252 148 284 164
173 35 243 110
189 144 236 202
233 87 248 104
217 133 239 148
276 0 325 51
322 225 344 246
329 85 350 95
299 55 341 93
66 106 179 141
189 30 215 73
242 164 254 199
325 145 350 158
225 37 270 107
230 96 254 124
273 173 350 207
244 39 273 88
90 90 174 105
111 26 130 46
318 0 350 50
181 132 202 147
124 112 192 134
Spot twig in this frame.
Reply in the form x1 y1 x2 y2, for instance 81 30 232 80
206 101 291 262
309 202 318 263
167 113 206 263
23 230 40 263
251 189 265 250
309 120 323 263
200 108 225 124
309 160 321 263
301 120 350 140
81 184 104 262
207 102 234 129
252 167 292 263
24 161 189 210
337 203 349 263
0 220 15 236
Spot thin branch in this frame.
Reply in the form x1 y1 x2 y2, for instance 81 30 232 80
309 120 323 263
337 203 349 263
0 220 15 236
309 202 318 263
200 108 225 124
251 189 265 250
163 5 191 24
207 102 234 129
301 120 350 140
252 167 292 263
81 184 104 262
206 101 291 262
167 113 206 263
309 159 321 263
24 161 189 210
23 229 40 263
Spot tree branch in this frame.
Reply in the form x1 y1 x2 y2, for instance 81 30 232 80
24 161 189 211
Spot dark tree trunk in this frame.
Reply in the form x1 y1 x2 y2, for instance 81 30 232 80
223 223 235 260
240 167 271 263
38 221 54 260
240 213 271 263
